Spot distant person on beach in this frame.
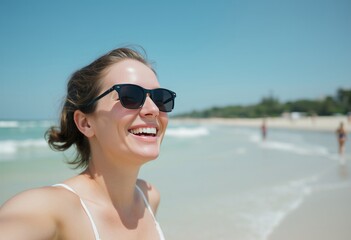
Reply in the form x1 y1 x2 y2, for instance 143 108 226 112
336 122 347 157
261 119 267 141
0 47 176 239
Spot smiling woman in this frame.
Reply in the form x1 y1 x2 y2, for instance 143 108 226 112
0 47 176 240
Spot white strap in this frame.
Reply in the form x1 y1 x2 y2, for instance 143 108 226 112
135 185 166 240
52 184 101 240
135 185 156 220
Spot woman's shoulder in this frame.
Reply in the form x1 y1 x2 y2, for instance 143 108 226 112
2 186 58 211
136 179 161 214
0 186 82 239
1 186 82 218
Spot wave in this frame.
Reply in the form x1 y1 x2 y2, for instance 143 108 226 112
262 141 329 156
203 175 318 240
253 177 316 240
0 139 48 155
166 127 209 138
0 121 19 128
250 134 331 158
0 120 53 129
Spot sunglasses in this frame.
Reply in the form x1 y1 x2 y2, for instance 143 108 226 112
85 84 176 112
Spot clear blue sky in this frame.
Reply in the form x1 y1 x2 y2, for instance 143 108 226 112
1 0 350 120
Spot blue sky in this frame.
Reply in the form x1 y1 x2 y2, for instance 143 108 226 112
0 0 350 120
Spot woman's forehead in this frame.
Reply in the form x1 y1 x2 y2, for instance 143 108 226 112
102 59 159 88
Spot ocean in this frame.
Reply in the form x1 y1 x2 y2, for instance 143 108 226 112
1 119 350 240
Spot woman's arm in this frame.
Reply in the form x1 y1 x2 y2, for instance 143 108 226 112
0 188 59 240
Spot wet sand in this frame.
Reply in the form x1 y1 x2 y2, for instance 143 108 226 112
268 176 351 240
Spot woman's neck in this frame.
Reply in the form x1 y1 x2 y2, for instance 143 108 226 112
83 157 141 212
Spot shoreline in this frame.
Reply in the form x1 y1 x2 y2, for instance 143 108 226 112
171 116 350 132
267 176 351 240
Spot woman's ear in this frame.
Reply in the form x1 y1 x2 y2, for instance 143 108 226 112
74 110 94 138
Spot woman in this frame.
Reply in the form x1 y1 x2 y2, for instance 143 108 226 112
0 47 176 239
336 122 347 156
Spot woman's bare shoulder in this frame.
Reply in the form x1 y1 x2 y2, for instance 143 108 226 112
0 186 81 240
1 187 59 214
136 179 161 214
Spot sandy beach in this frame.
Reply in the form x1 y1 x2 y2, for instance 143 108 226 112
171 115 351 132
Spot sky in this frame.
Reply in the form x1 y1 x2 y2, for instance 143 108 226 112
0 0 350 120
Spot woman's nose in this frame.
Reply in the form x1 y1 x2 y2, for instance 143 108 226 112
140 95 159 117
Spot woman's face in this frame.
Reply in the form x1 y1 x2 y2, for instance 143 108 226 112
88 59 169 165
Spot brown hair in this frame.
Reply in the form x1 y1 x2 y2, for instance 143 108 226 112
45 47 155 169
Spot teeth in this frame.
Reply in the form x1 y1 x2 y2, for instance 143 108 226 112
130 127 157 135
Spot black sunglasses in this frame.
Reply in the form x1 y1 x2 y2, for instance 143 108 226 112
84 84 176 112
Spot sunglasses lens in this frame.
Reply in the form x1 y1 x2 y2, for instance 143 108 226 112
152 89 175 112
119 85 145 109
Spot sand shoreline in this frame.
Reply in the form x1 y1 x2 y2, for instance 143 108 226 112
267 175 351 240
171 116 350 132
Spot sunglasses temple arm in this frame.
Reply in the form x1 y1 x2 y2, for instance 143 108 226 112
84 87 115 107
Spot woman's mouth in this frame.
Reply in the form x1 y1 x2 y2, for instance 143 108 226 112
128 127 157 137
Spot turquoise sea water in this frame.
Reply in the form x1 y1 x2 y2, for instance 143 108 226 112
1 120 351 240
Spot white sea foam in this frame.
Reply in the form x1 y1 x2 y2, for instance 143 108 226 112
262 141 329 156
0 139 47 155
233 175 318 240
203 177 314 240
250 134 330 158
0 120 53 129
231 170 351 240
0 121 19 128
166 127 209 138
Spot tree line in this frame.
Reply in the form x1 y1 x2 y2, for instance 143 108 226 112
175 88 351 118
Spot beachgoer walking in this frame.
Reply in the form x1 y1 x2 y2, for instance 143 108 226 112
261 118 267 141
336 122 347 157
0 47 176 240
